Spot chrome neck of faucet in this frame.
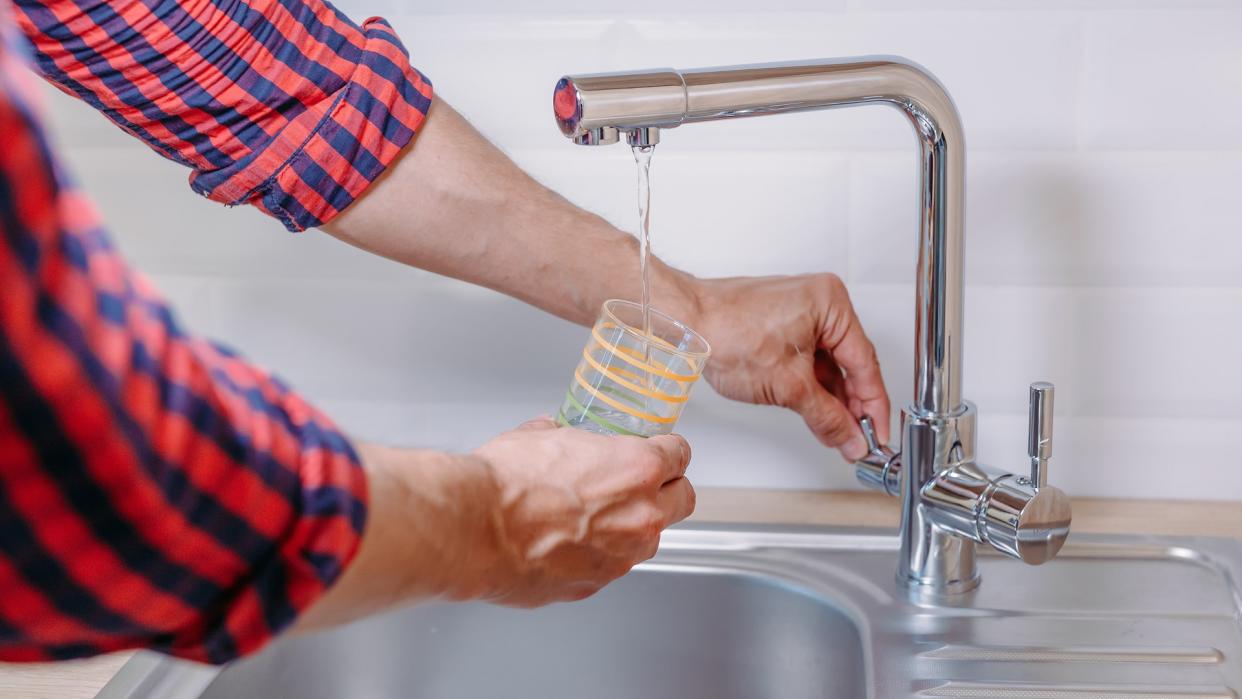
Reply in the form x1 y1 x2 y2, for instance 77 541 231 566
552 57 1070 594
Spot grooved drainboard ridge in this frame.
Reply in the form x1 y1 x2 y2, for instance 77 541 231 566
918 682 1237 699
922 644 1224 664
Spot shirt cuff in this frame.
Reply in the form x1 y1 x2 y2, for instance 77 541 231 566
189 17 433 232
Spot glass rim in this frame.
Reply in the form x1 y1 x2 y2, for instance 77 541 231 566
600 299 712 359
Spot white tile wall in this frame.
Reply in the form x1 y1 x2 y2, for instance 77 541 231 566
34 4 1242 500
851 151 1242 286
1084 12 1242 149
855 0 1238 9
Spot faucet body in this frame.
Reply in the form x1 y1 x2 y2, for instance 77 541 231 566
554 57 1071 594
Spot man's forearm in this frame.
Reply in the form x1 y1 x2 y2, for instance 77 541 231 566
292 445 503 632
322 100 702 327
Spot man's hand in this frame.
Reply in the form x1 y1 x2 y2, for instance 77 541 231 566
684 274 891 461
473 417 694 607
295 418 694 630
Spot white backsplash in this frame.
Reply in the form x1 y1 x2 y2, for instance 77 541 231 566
35 5 1242 500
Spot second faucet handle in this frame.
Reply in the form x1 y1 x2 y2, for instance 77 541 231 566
855 415 901 496
860 415 885 454
1027 382 1055 490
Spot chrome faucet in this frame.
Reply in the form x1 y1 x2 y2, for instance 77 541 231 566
552 57 1072 594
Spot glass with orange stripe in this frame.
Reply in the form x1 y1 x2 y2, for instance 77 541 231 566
557 299 711 437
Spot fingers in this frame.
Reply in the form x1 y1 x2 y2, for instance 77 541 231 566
515 415 559 431
793 382 868 460
656 476 696 526
645 433 692 483
820 283 892 444
814 348 849 404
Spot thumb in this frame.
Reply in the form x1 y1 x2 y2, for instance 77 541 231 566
515 415 559 432
792 386 867 461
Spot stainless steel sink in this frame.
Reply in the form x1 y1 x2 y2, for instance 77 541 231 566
98 525 1242 698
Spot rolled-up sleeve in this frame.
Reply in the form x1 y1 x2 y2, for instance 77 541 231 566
13 0 433 231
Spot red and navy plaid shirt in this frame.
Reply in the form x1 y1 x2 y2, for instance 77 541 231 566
0 0 432 664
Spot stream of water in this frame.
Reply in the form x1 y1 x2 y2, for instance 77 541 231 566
633 143 655 344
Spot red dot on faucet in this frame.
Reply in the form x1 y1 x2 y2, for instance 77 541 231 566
554 81 578 121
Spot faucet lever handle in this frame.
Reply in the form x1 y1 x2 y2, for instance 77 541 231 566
859 415 883 453
855 415 901 496
1027 382 1055 490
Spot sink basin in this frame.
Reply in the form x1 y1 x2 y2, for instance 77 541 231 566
97 525 1242 698
203 568 864 699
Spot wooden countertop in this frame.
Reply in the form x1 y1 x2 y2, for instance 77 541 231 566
4 488 1239 698
0 652 131 699
689 488 1242 537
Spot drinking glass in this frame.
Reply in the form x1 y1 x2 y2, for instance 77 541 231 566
556 299 710 437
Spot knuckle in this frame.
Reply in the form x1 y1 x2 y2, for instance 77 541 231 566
672 435 691 466
640 536 661 562
818 272 846 296
866 343 880 366
645 510 666 536
567 585 602 602
633 448 665 483
604 559 634 581
633 506 665 539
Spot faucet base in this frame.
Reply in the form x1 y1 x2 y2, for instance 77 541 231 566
899 571 982 600
894 402 1072 591
897 406 980 593
897 538 982 597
